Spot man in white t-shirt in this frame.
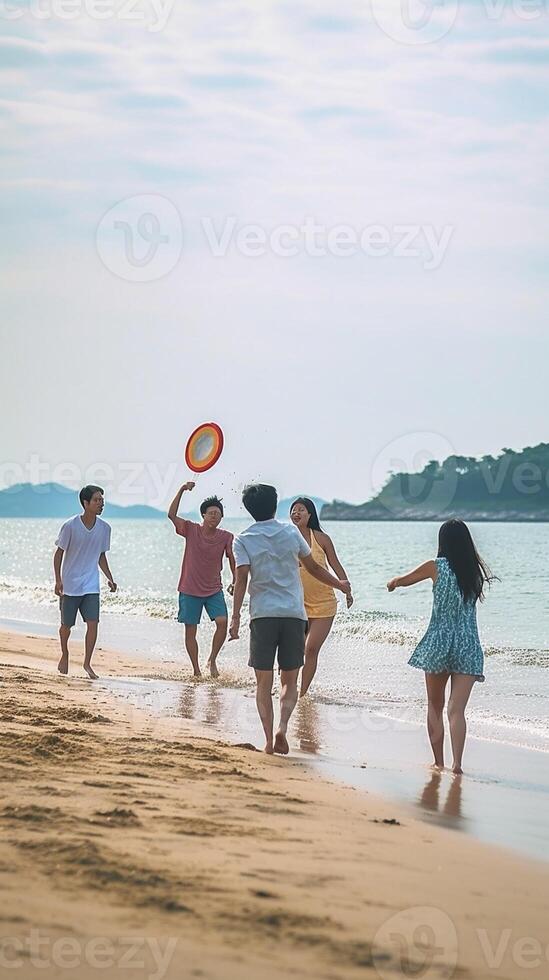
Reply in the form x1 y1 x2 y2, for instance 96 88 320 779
54 485 117 679
230 484 350 755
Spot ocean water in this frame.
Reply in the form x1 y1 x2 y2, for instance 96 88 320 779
1 517 548 755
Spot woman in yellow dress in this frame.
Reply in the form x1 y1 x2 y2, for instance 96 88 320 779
290 498 353 697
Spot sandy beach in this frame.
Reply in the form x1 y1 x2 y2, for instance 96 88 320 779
1 628 548 980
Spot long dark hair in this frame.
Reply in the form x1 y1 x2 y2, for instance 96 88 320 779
437 519 495 603
291 497 322 531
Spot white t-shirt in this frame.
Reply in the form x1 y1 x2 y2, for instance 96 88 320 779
55 515 111 596
233 519 311 620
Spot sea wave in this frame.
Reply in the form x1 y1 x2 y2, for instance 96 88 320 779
1 577 548 666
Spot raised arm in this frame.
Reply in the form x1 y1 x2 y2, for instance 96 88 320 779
229 564 249 639
99 553 118 593
318 533 354 607
387 560 437 592
301 554 351 597
168 481 195 533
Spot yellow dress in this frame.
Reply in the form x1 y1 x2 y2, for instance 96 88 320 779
300 530 338 619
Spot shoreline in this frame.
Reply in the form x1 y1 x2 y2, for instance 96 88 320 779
1 627 549 979
2 622 549 864
320 513 549 523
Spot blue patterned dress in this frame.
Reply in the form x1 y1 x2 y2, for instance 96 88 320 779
408 558 485 680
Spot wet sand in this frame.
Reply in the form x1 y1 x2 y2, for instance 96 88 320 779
1 628 548 980
6 613 543 862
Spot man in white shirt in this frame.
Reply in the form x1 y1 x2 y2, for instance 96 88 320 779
230 484 350 755
54 485 117 679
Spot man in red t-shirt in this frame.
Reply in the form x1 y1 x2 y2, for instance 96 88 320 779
168 482 235 677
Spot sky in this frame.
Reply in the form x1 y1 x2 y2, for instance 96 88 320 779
2 0 548 515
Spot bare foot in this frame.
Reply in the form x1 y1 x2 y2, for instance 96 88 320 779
192 669 202 678
452 766 463 776
57 657 69 676
264 743 274 755
430 763 445 772
274 732 289 755
207 658 219 679
84 664 98 680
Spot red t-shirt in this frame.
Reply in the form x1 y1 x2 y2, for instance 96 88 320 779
175 520 233 597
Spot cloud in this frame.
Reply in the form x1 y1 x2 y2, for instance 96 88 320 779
2 0 548 502
186 71 273 90
306 15 361 32
0 35 47 65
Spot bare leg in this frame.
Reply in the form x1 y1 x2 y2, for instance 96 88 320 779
58 625 71 675
425 672 449 769
300 617 334 697
184 625 201 677
207 617 227 678
448 673 476 774
255 669 274 753
83 621 99 679
274 668 299 755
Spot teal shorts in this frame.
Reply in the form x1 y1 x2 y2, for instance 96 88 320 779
178 591 227 626
60 594 100 627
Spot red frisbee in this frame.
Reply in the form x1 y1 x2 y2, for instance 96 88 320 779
185 422 224 473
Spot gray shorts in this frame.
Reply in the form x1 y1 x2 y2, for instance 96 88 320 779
249 618 306 672
60 594 100 628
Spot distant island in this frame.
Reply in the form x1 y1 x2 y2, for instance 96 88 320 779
0 483 167 519
7 445 549 524
321 443 549 522
0 483 326 521
277 496 326 519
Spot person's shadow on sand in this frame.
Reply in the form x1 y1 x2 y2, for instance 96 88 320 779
418 770 465 828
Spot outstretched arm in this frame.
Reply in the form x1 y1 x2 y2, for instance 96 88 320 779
229 565 249 639
168 481 195 533
387 560 437 592
99 553 117 592
301 554 351 597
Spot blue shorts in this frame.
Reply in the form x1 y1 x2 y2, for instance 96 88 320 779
60 594 100 628
178 591 227 626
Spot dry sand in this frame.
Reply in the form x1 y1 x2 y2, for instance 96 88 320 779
1 628 548 980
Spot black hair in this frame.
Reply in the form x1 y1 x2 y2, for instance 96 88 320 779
290 497 322 531
200 496 224 518
437 519 496 603
242 484 277 522
79 485 104 508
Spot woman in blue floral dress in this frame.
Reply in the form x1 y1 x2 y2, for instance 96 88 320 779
387 520 495 775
